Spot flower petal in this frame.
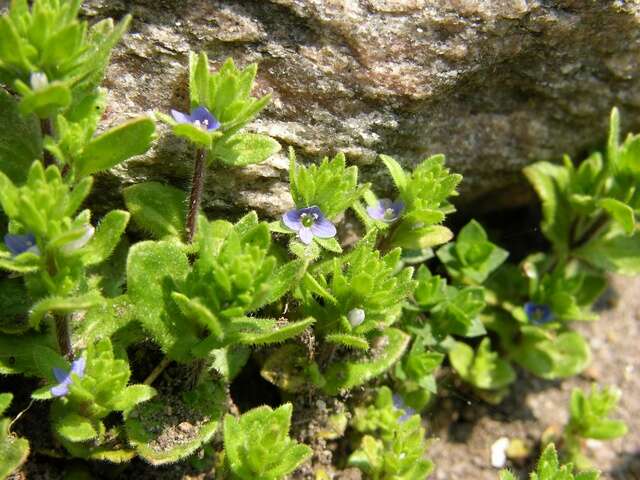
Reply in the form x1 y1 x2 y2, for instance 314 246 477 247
53 367 69 383
300 206 322 218
391 200 405 217
282 210 302 231
191 106 220 131
4 233 37 256
170 109 192 124
71 357 86 378
310 217 336 239
366 203 386 221
298 227 313 244
50 382 70 398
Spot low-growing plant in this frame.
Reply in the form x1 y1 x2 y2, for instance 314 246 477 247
554 385 627 470
0 0 637 477
222 403 312 479
348 387 434 479
500 443 599 480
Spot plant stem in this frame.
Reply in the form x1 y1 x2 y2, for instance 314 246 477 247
185 148 207 243
55 313 73 360
144 356 172 386
40 118 55 168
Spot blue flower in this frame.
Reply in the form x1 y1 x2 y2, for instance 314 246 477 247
171 106 221 132
524 302 554 325
367 199 404 223
51 357 86 398
392 393 416 423
282 206 337 245
4 233 40 256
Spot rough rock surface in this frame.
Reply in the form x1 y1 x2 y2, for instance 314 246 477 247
81 0 640 218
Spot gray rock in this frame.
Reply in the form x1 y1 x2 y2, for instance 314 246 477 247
82 0 640 218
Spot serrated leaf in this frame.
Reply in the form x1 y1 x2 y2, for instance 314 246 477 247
29 292 102 329
126 241 198 361
380 154 407 192
238 317 315 346
212 132 280 166
56 413 97 442
82 210 129 265
123 182 186 239
321 328 409 395
325 333 369 350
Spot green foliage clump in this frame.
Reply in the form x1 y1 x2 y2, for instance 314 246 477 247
0 393 29 479
0 0 637 476
223 403 312 480
32 338 155 460
349 387 433 479
561 385 628 469
500 444 599 480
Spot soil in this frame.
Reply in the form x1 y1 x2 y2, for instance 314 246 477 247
426 275 640 480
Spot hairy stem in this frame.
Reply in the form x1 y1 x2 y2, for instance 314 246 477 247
55 313 73 360
185 148 207 244
40 117 55 168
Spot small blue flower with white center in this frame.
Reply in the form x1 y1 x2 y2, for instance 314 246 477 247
51 357 86 398
392 393 416 423
524 302 554 326
4 233 40 256
367 198 404 223
171 106 221 132
282 206 337 245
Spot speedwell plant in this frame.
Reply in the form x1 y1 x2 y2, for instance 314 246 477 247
0 0 637 478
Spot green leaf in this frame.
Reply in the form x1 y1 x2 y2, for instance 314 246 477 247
212 132 281 167
449 338 515 391
126 241 198 361
189 51 210 109
575 228 640 275
315 236 343 253
0 90 41 184
598 198 635 235
0 417 29 479
172 122 214 148
380 154 408 192
123 182 186 239
76 117 155 177
56 413 98 442
393 224 453 250
82 210 129 265
18 81 71 118
237 317 315 346
523 161 571 253
513 330 590 379
223 403 312 479
325 333 369 350
29 292 102 329
321 328 410 395
111 385 156 412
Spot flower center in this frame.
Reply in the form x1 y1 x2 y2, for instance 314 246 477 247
300 213 317 228
194 119 209 130
384 207 396 220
